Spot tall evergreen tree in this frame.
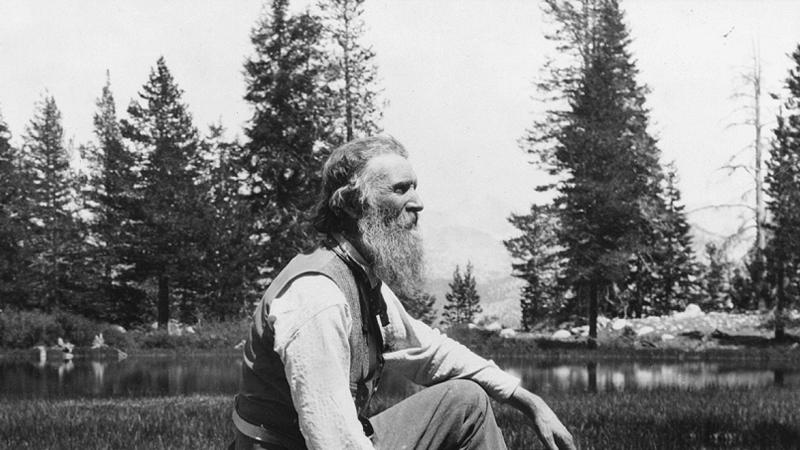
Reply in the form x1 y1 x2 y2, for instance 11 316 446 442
520 0 671 345
317 0 382 143
194 125 257 319
699 242 730 311
505 204 565 330
0 110 29 306
621 164 699 317
82 74 145 324
241 0 384 286
652 164 699 310
764 44 800 340
120 57 206 327
241 0 330 286
443 263 482 326
19 95 83 310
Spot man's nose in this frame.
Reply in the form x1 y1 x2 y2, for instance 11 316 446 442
406 188 424 212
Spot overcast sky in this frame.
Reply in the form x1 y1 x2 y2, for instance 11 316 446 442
1 0 799 257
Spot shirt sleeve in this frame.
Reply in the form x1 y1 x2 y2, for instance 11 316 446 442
379 285 521 401
270 275 374 450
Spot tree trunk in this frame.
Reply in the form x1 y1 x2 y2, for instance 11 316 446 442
158 275 170 329
775 265 786 341
773 369 785 387
587 362 598 393
752 56 767 312
588 281 598 349
343 4 353 142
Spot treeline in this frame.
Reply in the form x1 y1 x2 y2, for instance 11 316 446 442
0 0 399 328
3 0 799 339
505 0 800 341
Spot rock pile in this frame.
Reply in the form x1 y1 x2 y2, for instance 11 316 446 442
548 304 795 342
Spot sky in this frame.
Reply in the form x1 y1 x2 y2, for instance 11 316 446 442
1 0 799 267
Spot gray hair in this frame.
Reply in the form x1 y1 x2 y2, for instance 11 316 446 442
313 135 408 234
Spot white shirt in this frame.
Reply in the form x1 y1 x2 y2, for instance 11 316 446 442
269 274 521 450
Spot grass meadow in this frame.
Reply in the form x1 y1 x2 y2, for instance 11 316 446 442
2 387 799 449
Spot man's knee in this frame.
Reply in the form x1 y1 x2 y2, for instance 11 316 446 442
439 379 492 417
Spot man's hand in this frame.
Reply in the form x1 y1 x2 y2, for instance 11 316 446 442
508 386 576 450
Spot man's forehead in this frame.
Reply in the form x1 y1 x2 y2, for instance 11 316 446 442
364 153 416 183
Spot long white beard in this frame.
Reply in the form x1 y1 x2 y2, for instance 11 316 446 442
358 205 426 299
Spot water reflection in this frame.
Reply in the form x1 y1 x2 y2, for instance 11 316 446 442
0 354 242 399
0 354 798 399
499 358 800 393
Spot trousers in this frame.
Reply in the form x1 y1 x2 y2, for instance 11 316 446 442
231 379 507 450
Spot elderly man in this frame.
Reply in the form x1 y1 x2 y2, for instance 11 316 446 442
232 136 574 450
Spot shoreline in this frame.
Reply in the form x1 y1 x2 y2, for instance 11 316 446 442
3 340 799 366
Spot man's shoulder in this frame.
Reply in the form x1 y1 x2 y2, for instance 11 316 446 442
264 246 352 302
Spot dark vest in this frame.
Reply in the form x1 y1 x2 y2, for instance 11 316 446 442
235 244 384 445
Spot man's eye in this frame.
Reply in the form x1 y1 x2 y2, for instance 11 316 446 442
393 184 409 194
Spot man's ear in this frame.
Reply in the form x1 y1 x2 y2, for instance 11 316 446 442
338 187 363 220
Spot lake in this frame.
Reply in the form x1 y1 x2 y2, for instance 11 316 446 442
1 353 798 399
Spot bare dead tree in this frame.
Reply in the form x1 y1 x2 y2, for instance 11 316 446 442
722 48 769 309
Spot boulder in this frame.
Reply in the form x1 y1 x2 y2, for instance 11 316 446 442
682 304 704 318
597 316 610 328
636 326 655 336
56 337 75 352
483 321 503 332
661 333 675 341
551 329 572 340
611 318 629 331
91 333 107 349
168 323 182 336
109 325 126 334
499 328 517 339
571 325 589 336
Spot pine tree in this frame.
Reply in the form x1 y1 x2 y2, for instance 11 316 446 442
82 74 145 324
700 242 730 311
397 290 438 325
19 95 83 310
622 164 699 317
120 57 207 327
0 110 29 306
194 125 257 319
519 0 672 345
764 44 800 340
505 204 565 330
653 164 699 310
317 0 382 143
443 263 482 326
241 0 384 287
241 0 330 286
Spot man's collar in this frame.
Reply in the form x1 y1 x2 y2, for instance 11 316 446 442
332 233 381 288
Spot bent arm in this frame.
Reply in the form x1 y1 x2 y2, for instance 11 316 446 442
379 287 518 400
379 287 574 449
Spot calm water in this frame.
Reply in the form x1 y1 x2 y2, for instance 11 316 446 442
0 353 798 399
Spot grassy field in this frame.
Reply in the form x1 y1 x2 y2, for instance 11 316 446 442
2 387 799 449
